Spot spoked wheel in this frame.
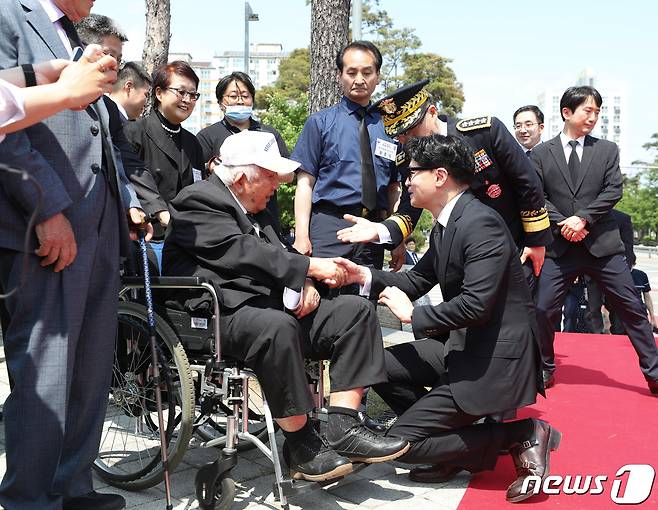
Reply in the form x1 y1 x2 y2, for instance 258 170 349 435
93 302 195 490
195 375 273 451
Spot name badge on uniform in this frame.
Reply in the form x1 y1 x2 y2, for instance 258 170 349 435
375 138 397 161
193 168 203 182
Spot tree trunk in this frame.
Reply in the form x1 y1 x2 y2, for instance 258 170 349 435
142 0 171 114
309 0 351 114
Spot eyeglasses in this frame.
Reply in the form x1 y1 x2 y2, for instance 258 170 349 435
101 49 124 68
223 93 253 102
514 122 539 131
167 87 201 101
406 165 439 182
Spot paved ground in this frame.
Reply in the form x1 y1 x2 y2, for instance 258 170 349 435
1 251 657 509
0 327 470 510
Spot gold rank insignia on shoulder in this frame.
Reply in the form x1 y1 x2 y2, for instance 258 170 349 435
396 151 407 166
456 116 492 132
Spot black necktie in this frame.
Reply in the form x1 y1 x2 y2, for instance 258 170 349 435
526 149 532 157
59 16 83 51
356 107 377 212
568 140 580 184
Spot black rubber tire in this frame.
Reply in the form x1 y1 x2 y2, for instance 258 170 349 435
93 302 195 490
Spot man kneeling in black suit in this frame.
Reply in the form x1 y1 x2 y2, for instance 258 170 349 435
162 130 408 482
337 134 562 503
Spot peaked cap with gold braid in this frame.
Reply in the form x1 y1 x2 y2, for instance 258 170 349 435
374 79 431 137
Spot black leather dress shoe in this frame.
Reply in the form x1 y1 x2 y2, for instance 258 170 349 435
542 370 556 389
358 411 388 434
409 464 464 483
283 438 353 482
648 379 658 395
327 425 409 463
506 419 562 503
63 491 126 510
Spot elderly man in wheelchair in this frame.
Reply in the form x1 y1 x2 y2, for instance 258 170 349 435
161 130 409 483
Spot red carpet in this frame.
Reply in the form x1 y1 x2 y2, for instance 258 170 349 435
458 332 658 509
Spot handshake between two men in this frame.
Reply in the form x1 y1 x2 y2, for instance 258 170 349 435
306 256 413 323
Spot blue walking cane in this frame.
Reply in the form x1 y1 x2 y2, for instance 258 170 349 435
137 226 174 510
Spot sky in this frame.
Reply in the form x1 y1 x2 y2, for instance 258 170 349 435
99 0 658 166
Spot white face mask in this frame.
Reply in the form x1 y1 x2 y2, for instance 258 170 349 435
224 105 253 122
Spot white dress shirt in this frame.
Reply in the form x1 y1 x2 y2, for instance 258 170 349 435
559 132 585 164
38 0 74 57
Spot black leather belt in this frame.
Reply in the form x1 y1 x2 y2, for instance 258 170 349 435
313 202 387 221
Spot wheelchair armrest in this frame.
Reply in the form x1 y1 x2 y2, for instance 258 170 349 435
121 275 211 288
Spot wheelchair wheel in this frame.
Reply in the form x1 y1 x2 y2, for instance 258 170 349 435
195 376 273 451
93 302 195 490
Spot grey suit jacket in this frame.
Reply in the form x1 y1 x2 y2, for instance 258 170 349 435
530 134 624 259
0 0 140 254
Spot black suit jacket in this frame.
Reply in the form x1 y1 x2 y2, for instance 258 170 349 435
371 192 541 416
162 173 309 312
611 209 635 267
123 112 206 236
530 134 624 258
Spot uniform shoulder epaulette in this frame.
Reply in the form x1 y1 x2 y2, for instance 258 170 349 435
456 116 492 132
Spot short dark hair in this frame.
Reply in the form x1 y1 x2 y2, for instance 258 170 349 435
406 134 476 185
75 13 128 46
113 62 151 92
513 105 544 124
560 86 602 121
152 61 199 107
336 40 383 72
215 71 256 103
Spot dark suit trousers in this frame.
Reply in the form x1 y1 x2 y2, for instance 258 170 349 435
374 340 507 472
220 295 386 418
0 183 120 510
535 244 658 379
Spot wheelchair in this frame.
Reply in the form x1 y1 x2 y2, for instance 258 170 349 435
93 275 356 509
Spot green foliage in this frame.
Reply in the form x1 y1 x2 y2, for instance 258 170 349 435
617 133 658 242
408 209 434 250
400 53 464 116
256 48 310 110
259 92 310 228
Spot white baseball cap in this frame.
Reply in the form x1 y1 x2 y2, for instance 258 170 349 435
219 130 300 177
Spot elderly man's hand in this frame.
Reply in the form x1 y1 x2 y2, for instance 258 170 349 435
334 258 369 287
128 208 153 241
337 214 380 244
519 246 546 277
294 279 321 319
35 212 77 272
307 257 350 287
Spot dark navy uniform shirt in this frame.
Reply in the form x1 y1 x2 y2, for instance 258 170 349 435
291 96 398 209
385 115 552 248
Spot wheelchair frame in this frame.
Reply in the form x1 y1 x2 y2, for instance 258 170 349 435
102 275 361 509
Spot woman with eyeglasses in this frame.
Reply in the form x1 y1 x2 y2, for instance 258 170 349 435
123 60 206 268
197 71 288 233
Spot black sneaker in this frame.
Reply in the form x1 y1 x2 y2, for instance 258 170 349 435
358 411 387 434
283 436 353 482
327 424 410 463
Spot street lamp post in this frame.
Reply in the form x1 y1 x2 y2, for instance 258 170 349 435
244 1 259 75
